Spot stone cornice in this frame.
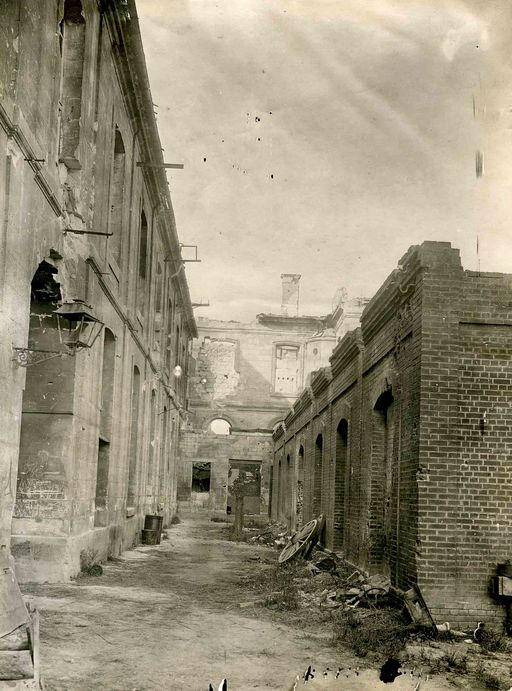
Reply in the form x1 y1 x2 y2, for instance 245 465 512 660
361 246 421 342
310 367 332 397
330 329 362 378
256 313 328 330
103 0 197 338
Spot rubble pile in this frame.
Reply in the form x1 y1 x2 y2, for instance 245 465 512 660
293 552 395 613
248 523 291 548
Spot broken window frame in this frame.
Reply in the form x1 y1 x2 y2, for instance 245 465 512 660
272 342 301 395
192 462 211 493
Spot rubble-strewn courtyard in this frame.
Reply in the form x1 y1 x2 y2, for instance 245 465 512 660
22 519 512 690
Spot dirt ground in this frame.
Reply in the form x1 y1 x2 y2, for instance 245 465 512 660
20 519 504 690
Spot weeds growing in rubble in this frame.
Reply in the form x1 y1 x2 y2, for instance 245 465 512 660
245 561 303 611
332 607 413 658
473 664 503 690
429 649 468 675
78 549 103 577
478 629 510 654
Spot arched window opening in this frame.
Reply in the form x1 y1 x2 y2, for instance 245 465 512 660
159 405 168 501
95 328 116 527
296 445 305 528
109 127 126 268
370 389 395 575
165 294 174 373
15 262 69 525
312 434 323 517
153 262 163 358
59 0 85 168
127 365 140 508
137 210 148 314
147 390 157 495
333 419 349 551
209 418 231 435
283 453 292 525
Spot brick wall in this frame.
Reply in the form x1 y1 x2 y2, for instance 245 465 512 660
273 242 512 628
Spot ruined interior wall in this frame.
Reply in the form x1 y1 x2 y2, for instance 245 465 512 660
182 320 319 517
178 429 273 516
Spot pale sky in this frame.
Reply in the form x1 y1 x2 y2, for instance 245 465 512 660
137 0 512 321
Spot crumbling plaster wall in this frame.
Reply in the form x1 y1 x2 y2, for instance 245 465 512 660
181 317 331 516
1 0 194 582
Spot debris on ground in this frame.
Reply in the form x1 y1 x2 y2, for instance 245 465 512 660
248 522 291 547
240 521 512 688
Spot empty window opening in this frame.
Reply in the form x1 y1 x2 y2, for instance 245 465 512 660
137 209 148 314
312 434 323 518
274 344 299 394
227 460 262 515
296 445 305 529
15 262 70 523
159 406 168 500
59 0 85 168
192 462 211 493
109 127 126 267
153 261 163 355
127 365 140 508
370 389 395 576
165 295 174 373
95 328 116 527
333 419 348 551
281 453 292 525
147 390 157 493
209 418 231 435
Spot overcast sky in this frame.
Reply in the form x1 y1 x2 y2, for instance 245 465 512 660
137 0 512 321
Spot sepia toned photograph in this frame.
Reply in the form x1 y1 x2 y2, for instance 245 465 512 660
1 0 512 688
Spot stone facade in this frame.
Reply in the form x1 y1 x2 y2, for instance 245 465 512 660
273 241 512 629
0 0 196 582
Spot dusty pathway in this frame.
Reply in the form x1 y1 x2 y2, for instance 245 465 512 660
22 519 458 690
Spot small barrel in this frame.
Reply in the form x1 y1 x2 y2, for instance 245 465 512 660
141 529 159 545
144 515 161 531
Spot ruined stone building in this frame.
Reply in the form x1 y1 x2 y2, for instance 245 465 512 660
272 241 512 628
0 0 196 584
178 275 365 518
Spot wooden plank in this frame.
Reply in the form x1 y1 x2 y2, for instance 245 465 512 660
0 650 33 680
0 561 29 638
31 610 39 686
0 624 29 651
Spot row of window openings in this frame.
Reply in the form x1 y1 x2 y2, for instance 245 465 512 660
58 1 173 323
96 358 175 523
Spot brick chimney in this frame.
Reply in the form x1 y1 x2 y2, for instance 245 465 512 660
280 274 301 316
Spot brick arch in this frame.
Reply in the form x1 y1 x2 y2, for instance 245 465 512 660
369 386 395 578
333 418 349 551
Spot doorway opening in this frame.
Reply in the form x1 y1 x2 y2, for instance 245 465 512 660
227 460 261 515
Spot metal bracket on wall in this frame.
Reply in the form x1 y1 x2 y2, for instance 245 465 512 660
64 229 113 237
136 162 184 169
12 347 64 367
165 244 201 263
